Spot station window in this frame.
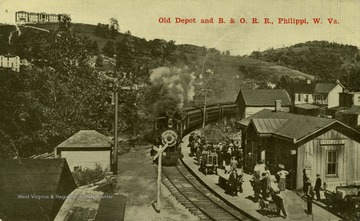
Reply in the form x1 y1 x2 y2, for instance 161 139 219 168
326 151 338 176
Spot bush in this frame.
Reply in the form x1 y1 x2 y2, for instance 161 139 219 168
72 164 105 186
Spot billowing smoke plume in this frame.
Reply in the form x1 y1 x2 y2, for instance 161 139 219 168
150 66 196 117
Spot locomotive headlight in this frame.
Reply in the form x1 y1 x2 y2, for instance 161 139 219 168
168 118 173 128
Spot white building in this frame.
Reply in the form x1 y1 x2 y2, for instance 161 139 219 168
15 11 28 22
286 80 347 109
28 12 39 23
55 130 112 172
0 54 20 72
15 11 69 23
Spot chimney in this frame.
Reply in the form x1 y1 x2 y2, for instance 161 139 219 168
275 100 282 112
336 79 340 84
306 79 311 84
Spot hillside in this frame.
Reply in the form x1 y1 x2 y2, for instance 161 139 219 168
249 41 360 84
0 22 314 104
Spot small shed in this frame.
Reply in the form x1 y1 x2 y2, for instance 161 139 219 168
55 130 112 172
0 159 76 220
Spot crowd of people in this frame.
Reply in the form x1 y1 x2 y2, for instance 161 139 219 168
251 160 288 218
188 132 244 171
187 132 326 219
188 132 245 196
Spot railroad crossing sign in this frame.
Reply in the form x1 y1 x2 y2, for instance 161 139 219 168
161 129 178 147
154 142 169 212
153 144 168 160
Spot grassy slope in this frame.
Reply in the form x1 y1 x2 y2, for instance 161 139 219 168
0 22 314 103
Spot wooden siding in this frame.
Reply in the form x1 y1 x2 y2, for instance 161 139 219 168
294 93 314 105
328 84 343 108
244 107 290 118
296 129 360 189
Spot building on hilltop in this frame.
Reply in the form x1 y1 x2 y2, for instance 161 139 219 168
15 11 70 23
0 54 20 72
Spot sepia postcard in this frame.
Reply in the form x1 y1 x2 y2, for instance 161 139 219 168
1 0 360 220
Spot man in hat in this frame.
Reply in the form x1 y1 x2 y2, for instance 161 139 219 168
314 174 322 200
277 165 289 191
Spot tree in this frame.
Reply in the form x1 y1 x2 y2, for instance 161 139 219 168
58 15 71 32
109 18 119 38
0 31 116 158
276 75 293 89
102 40 115 57
91 40 99 54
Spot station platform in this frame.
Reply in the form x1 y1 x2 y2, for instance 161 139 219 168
180 136 342 221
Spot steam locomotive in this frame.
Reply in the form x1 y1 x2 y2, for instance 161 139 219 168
153 102 238 165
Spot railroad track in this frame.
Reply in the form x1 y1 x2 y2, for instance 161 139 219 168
162 163 255 221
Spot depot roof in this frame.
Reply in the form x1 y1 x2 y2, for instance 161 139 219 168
237 109 360 144
56 130 112 149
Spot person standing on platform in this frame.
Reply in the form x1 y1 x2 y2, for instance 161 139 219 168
277 165 289 191
225 147 232 173
253 161 261 177
314 174 322 200
230 156 238 172
272 191 287 219
237 168 244 193
228 169 238 196
306 179 315 215
258 160 266 176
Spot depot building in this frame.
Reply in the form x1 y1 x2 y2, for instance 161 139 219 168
237 108 360 190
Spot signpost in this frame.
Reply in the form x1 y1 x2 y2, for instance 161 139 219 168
153 143 168 212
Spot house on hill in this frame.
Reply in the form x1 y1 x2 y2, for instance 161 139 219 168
55 130 112 172
327 91 360 130
285 79 315 105
237 109 360 190
0 54 20 72
0 159 76 221
285 80 347 110
235 89 291 118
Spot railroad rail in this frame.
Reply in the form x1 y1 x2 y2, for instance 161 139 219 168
162 162 255 221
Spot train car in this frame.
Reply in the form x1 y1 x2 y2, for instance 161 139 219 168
152 102 238 166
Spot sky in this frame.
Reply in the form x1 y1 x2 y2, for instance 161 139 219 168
1 0 359 55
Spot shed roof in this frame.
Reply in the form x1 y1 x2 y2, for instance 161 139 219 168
294 104 320 110
252 118 288 134
237 109 360 143
57 130 112 149
236 89 291 107
314 83 337 94
285 82 315 94
0 159 76 220
342 106 360 115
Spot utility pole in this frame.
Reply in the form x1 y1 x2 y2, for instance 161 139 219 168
113 90 119 175
202 89 213 128
110 83 139 175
